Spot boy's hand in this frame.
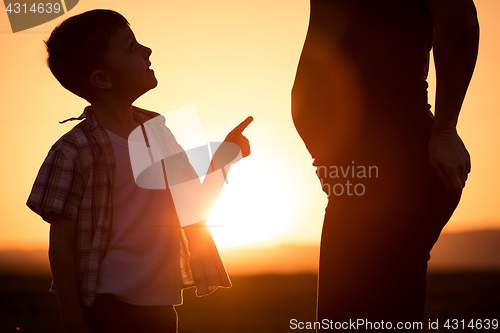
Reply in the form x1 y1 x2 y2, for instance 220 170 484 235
224 116 253 157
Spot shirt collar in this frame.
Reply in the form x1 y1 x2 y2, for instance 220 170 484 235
59 106 92 124
59 106 161 129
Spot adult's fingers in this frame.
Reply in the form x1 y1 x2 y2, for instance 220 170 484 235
444 164 465 191
431 160 451 191
466 151 472 174
450 170 465 191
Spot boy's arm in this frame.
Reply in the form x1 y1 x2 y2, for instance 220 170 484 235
425 0 479 191
165 116 253 227
49 213 91 333
194 116 253 219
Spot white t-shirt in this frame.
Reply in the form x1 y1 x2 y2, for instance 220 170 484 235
96 129 182 306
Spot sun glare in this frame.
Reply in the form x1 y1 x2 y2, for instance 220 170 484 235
207 159 286 248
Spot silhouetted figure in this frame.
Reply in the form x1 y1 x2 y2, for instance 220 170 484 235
292 0 479 330
27 9 252 333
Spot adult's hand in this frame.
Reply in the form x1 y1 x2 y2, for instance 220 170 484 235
428 130 471 191
424 0 478 192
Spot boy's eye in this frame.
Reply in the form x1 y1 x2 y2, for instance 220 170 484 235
130 42 136 51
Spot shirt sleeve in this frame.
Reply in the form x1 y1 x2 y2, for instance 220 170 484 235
182 222 232 296
27 147 84 223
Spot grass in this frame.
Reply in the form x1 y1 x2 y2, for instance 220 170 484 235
0 271 499 332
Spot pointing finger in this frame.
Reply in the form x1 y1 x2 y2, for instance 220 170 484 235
231 116 254 134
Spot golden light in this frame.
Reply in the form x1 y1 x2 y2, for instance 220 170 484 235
207 158 287 248
0 0 498 255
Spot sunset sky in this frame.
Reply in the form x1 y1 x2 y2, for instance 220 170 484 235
0 0 499 251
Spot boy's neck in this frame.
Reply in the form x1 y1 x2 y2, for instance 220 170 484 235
90 100 141 139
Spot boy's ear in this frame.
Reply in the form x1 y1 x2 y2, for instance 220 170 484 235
90 70 113 90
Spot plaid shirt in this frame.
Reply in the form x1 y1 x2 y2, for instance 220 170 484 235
27 106 231 306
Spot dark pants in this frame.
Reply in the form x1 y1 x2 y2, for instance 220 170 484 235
315 118 462 331
82 294 178 333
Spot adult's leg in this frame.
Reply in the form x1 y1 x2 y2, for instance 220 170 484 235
316 122 461 331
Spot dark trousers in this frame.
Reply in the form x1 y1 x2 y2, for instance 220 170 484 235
315 119 462 331
82 294 178 333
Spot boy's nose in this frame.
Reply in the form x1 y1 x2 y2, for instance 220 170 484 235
142 44 152 57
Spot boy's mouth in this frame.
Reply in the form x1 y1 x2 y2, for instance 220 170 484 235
146 62 152 71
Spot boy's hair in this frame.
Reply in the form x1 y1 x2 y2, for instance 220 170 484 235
45 9 129 102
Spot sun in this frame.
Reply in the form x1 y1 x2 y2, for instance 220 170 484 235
207 158 286 248
161 105 288 248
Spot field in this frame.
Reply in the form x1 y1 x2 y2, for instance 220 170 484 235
1 271 499 332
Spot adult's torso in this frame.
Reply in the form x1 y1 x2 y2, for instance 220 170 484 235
292 0 433 165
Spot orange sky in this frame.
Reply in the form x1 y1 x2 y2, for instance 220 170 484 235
0 0 499 250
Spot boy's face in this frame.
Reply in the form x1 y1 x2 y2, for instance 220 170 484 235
103 26 157 100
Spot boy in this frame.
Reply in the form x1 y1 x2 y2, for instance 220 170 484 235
27 9 252 333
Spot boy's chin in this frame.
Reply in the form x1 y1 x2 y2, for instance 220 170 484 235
132 83 158 101
149 76 158 89
145 79 158 92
